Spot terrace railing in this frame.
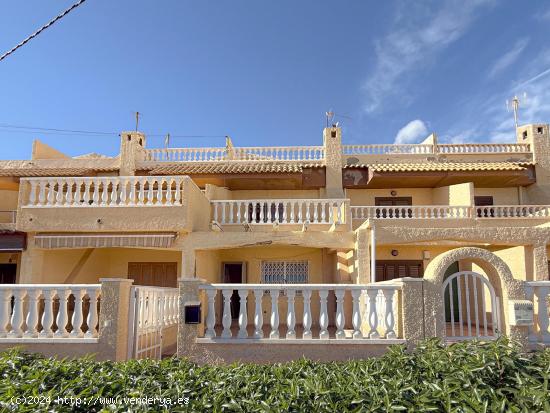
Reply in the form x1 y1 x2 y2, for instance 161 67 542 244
342 143 530 156
199 283 401 341
351 205 472 220
212 199 347 225
0 284 101 340
475 205 550 218
143 146 325 162
21 176 186 208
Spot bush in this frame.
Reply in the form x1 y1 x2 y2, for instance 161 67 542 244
0 338 548 412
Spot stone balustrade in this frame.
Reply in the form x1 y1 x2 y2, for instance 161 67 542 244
0 284 101 340
21 176 186 208
199 283 400 341
351 205 473 220
342 143 530 155
525 282 550 344
212 199 347 225
143 146 325 162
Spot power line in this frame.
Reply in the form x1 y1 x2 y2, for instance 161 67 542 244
0 123 227 139
0 0 88 62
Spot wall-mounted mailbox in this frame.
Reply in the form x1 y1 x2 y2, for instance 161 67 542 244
508 300 534 326
184 301 201 324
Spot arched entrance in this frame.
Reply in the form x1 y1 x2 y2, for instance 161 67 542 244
442 271 500 340
423 247 526 341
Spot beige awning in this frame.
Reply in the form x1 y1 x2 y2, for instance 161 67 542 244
34 233 177 249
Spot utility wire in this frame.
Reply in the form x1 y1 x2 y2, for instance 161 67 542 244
0 0 88 62
0 123 227 139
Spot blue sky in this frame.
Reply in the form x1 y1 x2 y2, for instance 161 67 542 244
0 0 549 159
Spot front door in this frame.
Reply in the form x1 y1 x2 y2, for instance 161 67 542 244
128 262 178 287
0 264 16 284
223 263 246 319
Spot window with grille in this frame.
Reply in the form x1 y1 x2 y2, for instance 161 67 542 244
261 261 309 284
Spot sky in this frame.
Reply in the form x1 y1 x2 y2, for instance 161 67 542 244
0 0 549 159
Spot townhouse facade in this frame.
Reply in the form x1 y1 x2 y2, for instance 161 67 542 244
0 123 549 362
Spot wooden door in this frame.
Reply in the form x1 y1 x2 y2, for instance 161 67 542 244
128 262 178 287
375 197 412 218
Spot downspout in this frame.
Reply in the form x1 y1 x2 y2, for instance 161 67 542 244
370 225 376 283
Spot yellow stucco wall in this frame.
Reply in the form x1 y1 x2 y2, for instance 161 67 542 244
347 188 433 205
474 187 520 205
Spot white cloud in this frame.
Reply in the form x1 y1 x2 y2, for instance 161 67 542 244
394 119 428 144
363 0 494 113
487 38 529 79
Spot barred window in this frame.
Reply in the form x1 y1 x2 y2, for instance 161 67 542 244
261 261 309 284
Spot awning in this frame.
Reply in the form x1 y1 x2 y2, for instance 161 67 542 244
0 231 27 251
34 233 177 249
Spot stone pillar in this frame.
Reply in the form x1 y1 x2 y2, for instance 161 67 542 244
322 126 344 198
18 234 44 283
119 131 146 176
533 243 549 281
517 124 550 204
355 227 371 284
177 278 204 358
180 248 196 279
98 278 133 361
394 278 426 344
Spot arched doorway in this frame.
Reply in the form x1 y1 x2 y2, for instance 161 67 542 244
442 271 501 340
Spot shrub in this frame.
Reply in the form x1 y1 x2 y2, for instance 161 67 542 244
0 338 548 412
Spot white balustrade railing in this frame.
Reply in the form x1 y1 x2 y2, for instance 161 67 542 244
343 144 433 155
342 143 530 156
0 210 16 224
144 147 228 162
212 199 347 225
0 284 101 339
351 205 472 220
232 146 324 161
525 282 550 344
436 143 530 154
475 205 550 219
21 176 186 208
200 283 400 341
144 146 324 162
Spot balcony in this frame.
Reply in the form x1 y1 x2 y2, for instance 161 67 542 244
17 176 210 232
211 199 349 231
343 142 531 156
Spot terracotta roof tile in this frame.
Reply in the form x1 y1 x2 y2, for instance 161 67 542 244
147 162 324 175
343 162 530 172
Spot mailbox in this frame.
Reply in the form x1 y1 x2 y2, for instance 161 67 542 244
184 301 201 324
508 300 534 326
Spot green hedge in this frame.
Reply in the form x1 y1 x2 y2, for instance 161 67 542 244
0 338 548 412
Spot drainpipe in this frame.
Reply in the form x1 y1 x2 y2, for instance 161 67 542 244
370 226 376 283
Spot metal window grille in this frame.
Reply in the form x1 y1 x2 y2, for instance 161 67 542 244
261 261 309 284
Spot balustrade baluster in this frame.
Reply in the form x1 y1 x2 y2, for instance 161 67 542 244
286 289 296 339
55 289 71 337
302 289 312 339
70 289 85 337
383 289 396 338
8 290 25 337
237 289 249 338
535 287 550 342
85 289 99 338
39 289 56 337
335 289 346 339
205 289 216 338
269 289 280 339
253 289 263 338
351 289 363 339
221 289 232 338
23 289 41 337
56 179 64 205
367 289 380 338
319 290 329 339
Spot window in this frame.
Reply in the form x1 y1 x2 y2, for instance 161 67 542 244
375 260 423 281
261 261 309 284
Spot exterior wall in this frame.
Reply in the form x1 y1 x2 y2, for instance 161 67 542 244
0 189 18 210
23 247 182 284
222 189 321 200
433 182 473 206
